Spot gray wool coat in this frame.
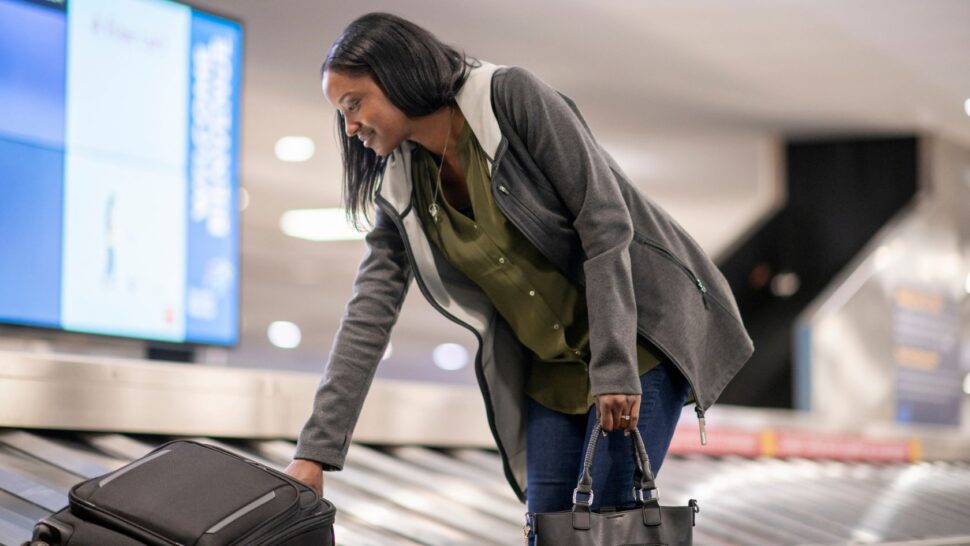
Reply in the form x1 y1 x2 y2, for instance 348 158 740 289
295 60 754 503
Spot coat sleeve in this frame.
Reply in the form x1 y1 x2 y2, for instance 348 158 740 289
294 204 413 469
494 66 641 398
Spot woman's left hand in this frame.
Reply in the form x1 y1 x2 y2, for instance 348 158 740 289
595 394 640 436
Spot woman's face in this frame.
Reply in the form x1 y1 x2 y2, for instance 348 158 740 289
322 69 410 157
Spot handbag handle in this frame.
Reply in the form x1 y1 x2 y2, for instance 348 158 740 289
572 421 659 508
568 421 664 531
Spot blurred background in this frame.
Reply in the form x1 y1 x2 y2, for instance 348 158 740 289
1 1 969 545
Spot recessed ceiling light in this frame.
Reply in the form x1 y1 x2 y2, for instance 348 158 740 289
770 271 800 298
965 99 970 117
432 343 469 371
239 187 250 211
267 320 302 349
275 136 315 162
874 245 892 270
280 208 366 242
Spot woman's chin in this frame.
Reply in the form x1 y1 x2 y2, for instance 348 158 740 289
363 138 381 156
371 141 395 158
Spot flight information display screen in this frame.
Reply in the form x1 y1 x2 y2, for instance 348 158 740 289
0 0 243 346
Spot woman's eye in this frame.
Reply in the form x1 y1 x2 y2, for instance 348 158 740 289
348 100 360 113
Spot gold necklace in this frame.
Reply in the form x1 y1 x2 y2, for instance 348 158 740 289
428 106 454 223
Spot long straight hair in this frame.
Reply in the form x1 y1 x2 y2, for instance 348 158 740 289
323 12 480 230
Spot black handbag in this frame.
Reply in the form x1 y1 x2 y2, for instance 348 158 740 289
525 421 699 545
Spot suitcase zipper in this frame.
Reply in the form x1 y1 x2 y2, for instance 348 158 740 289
233 507 333 546
68 495 181 546
258 511 334 545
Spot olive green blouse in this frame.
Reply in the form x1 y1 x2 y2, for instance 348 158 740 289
411 120 664 414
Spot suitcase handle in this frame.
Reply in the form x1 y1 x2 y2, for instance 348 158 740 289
30 512 74 545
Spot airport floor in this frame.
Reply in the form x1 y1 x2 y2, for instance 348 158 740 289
1 429 970 545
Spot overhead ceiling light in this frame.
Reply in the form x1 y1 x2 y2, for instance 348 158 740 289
965 272 970 295
770 271 800 298
239 187 250 211
432 343 469 371
267 320 302 349
280 208 366 242
275 136 315 162
851 529 881 544
873 245 893 270
965 99 970 117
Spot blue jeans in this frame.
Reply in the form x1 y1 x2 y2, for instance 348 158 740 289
524 359 690 543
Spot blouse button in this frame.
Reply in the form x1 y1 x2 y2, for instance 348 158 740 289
498 257 505 264
553 323 561 330
528 290 535 296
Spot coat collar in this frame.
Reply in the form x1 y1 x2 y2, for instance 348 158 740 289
454 59 504 162
378 60 504 215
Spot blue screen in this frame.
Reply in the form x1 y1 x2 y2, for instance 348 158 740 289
0 0 242 346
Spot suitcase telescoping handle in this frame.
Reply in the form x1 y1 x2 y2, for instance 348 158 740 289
26 516 70 546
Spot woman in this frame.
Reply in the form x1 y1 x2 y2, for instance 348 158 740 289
284 10 753 532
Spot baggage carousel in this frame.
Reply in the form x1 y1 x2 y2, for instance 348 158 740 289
2 428 970 546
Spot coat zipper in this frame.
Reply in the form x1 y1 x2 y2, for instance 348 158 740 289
494 184 563 280
632 236 712 443
497 184 710 446
375 196 524 502
632 234 710 309
631 326 708 446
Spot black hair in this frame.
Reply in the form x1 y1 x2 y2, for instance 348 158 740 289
323 12 480 229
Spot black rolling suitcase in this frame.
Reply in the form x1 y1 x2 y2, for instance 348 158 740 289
25 440 336 546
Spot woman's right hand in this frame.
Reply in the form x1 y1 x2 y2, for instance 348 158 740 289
284 458 325 497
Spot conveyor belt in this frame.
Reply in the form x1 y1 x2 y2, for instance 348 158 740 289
1 429 969 545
